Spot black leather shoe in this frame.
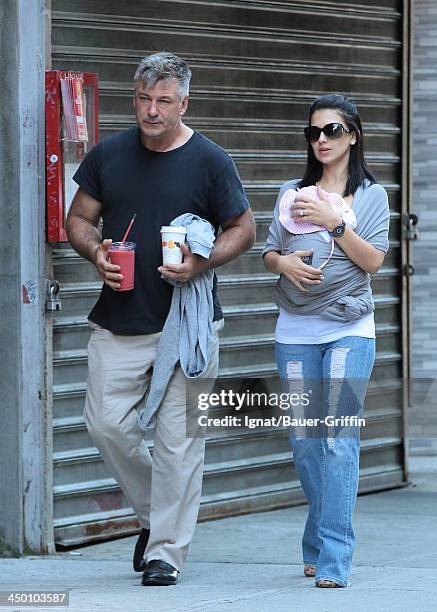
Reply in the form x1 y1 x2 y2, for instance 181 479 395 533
141 560 179 586
133 528 150 572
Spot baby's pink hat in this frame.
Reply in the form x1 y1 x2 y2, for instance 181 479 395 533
279 185 345 234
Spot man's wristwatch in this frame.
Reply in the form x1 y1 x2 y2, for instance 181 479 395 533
330 220 346 238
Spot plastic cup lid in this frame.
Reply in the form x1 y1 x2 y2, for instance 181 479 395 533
110 241 136 249
160 226 187 234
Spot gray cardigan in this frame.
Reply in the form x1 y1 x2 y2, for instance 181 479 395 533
139 213 216 429
263 179 390 321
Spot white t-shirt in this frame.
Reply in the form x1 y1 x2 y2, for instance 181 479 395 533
275 307 375 344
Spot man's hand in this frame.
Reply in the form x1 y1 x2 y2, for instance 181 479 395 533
94 239 123 290
277 250 324 293
158 243 210 283
291 186 341 232
157 209 255 283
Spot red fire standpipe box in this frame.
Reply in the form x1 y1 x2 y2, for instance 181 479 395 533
45 71 99 242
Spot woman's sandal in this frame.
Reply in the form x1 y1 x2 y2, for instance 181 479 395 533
316 579 344 588
304 564 316 577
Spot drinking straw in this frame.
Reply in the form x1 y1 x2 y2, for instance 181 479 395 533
121 213 136 243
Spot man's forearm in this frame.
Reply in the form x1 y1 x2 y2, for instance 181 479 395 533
207 225 255 269
156 211 255 282
66 216 101 264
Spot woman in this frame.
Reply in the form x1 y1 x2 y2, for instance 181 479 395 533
263 94 390 587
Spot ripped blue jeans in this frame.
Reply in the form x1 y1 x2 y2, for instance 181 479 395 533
275 336 375 586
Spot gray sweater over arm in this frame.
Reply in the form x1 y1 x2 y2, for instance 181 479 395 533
139 213 216 429
263 179 390 321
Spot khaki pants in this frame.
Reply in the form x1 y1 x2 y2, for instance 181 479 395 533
84 321 220 570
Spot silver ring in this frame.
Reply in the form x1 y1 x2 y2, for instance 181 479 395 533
299 209 304 217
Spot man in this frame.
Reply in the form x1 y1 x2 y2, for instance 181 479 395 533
66 52 255 586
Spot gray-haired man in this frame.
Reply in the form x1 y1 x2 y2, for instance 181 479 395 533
66 52 255 585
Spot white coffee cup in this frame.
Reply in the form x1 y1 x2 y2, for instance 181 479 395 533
161 226 187 265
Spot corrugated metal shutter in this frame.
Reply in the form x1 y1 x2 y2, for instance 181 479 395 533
50 0 407 546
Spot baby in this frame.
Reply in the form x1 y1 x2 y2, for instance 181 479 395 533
279 185 357 270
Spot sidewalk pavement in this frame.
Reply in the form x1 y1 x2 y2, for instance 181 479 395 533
1 456 436 612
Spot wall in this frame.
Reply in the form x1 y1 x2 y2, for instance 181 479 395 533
0 0 53 554
0 0 23 555
412 0 437 454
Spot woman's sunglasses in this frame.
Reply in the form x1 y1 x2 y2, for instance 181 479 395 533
304 122 353 143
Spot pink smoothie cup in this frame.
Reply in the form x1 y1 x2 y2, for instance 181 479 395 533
109 241 136 291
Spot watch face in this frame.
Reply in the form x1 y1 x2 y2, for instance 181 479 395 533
334 223 346 236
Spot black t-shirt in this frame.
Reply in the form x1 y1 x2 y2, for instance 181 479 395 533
73 127 250 335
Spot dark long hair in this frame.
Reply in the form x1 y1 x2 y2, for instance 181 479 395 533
299 94 376 196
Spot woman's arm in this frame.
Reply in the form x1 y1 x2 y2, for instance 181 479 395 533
293 186 388 274
332 229 385 274
263 182 324 292
263 250 324 293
